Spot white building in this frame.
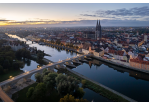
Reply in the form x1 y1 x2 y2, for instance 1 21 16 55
144 35 148 42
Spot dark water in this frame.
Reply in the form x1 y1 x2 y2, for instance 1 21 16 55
72 60 149 102
18 58 39 81
29 44 77 62
8 34 149 102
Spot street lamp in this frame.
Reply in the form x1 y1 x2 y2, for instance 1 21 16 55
9 76 13 79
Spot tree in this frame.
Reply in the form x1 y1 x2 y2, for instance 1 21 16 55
59 94 88 102
74 88 85 99
31 83 46 101
6 56 13 66
35 73 42 83
0 58 4 67
15 49 21 58
3 59 10 69
0 65 3 74
55 73 67 85
56 74 79 95
24 50 31 59
13 61 24 70
81 80 86 86
43 72 58 89
5 51 15 59
42 69 51 77
37 52 44 60
26 87 34 98
4 46 11 52
43 68 47 74
15 49 31 59
76 98 88 102
60 94 76 102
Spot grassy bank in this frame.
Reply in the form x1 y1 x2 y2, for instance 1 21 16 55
0 70 24 82
64 69 129 102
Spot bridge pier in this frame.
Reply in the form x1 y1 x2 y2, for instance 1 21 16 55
47 66 55 72
79 57 88 62
84 56 92 60
72 59 82 65
65 61 76 68
55 63 65 70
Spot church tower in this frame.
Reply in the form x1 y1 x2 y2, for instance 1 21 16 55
95 19 102 40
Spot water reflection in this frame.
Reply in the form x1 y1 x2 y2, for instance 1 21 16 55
72 58 149 101
89 59 149 81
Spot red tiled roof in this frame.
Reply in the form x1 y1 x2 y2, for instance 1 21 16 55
108 50 124 56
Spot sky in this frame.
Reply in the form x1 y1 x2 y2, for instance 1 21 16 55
1 3 149 27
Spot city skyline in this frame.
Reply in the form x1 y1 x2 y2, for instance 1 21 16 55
1 3 149 26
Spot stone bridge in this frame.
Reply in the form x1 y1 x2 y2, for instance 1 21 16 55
0 53 91 102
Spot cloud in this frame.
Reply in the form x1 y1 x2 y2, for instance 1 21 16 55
96 6 149 16
80 14 98 17
0 19 10 21
80 6 149 20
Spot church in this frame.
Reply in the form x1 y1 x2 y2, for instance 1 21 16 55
95 20 102 40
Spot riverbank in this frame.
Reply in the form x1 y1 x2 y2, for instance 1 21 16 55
92 55 149 74
63 67 136 102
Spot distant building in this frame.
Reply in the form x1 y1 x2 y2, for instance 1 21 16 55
144 35 147 42
84 31 95 39
136 31 139 35
95 20 102 40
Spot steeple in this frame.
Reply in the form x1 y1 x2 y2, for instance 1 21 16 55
96 20 98 31
98 19 100 25
95 19 102 40
96 19 98 26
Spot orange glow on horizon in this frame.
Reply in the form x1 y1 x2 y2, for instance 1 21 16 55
0 20 81 26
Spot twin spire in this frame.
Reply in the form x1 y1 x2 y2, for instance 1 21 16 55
96 19 100 26
96 19 101 31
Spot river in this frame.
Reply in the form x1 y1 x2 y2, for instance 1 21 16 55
7 34 149 102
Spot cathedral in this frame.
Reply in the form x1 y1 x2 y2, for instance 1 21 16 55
95 20 102 40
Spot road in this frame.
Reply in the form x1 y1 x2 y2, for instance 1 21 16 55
0 87 14 102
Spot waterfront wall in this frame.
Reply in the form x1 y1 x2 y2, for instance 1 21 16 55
92 55 149 74
45 42 84 54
